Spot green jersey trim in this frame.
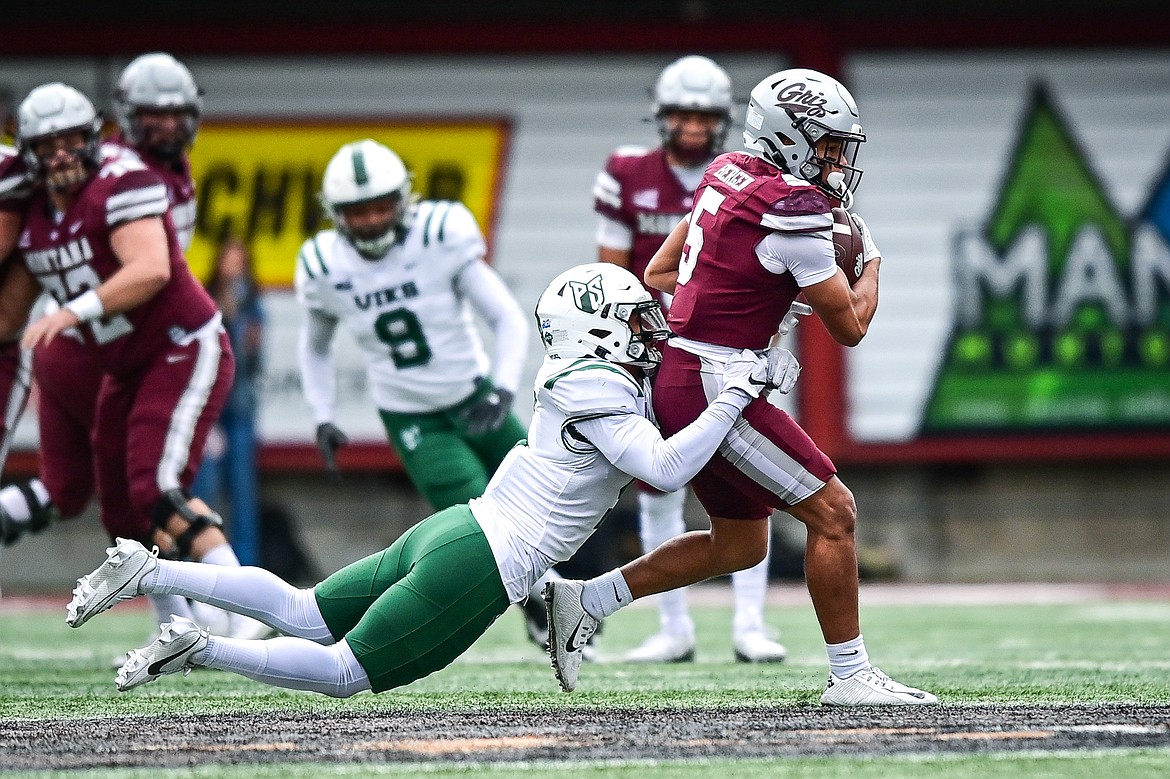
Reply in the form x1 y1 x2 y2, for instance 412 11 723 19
542 359 643 396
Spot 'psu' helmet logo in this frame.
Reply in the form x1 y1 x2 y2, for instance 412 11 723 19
568 273 605 314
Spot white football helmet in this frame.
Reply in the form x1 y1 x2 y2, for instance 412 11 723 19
114 53 203 156
742 68 866 204
653 55 734 161
536 263 670 369
16 83 103 182
321 139 414 259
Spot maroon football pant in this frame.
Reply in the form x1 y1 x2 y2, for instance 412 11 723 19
652 342 836 520
92 325 233 543
34 334 104 519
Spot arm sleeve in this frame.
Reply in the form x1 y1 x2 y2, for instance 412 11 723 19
756 229 839 287
455 259 528 394
297 307 339 425
573 389 752 493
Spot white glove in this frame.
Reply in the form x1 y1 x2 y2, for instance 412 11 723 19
849 213 881 263
777 302 813 337
721 349 769 400
764 347 801 394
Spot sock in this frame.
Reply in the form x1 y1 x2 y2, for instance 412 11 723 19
731 550 771 637
149 558 333 642
147 592 196 625
529 566 563 602
638 490 692 637
826 634 870 679
198 635 371 697
581 569 633 620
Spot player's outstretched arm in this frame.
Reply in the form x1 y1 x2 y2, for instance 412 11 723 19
573 350 768 492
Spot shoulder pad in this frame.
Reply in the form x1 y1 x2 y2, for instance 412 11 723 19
612 144 651 159
296 231 338 280
415 200 483 250
539 358 642 418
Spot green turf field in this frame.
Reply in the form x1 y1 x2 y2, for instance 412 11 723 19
2 586 1169 776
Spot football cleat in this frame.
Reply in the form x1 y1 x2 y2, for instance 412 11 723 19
733 630 787 663
821 665 938 706
624 630 695 663
115 616 209 692
543 579 599 692
66 538 158 628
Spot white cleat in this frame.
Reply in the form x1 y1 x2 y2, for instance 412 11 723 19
543 580 599 692
115 616 209 692
821 665 938 706
624 631 695 663
66 538 158 628
733 630 787 663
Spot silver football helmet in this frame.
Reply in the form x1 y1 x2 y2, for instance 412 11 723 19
320 139 415 259
742 68 866 204
114 52 203 157
536 263 670 369
653 55 734 163
16 83 103 187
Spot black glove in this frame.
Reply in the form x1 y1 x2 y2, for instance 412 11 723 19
315 422 349 482
463 384 514 437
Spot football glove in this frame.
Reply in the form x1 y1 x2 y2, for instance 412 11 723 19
848 213 881 264
463 381 514 437
315 422 348 481
777 302 813 337
721 349 769 400
764 346 801 395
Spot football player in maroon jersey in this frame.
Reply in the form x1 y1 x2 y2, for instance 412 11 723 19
555 69 935 705
593 55 786 664
0 82 264 638
3 54 205 546
0 146 34 489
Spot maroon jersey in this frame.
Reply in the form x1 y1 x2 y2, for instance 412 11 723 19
593 146 694 290
105 135 196 250
668 152 832 350
18 154 218 375
0 145 32 214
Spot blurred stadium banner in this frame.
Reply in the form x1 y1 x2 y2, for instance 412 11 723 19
803 59 1170 463
185 117 512 286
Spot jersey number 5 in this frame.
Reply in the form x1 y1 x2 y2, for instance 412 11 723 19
677 186 726 286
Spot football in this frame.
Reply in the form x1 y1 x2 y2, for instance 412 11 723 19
831 207 865 286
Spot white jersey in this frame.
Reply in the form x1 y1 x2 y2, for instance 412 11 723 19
295 200 491 413
470 357 650 602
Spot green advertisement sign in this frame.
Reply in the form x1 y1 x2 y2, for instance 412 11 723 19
923 84 1170 432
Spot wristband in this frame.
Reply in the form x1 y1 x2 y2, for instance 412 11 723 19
65 290 105 323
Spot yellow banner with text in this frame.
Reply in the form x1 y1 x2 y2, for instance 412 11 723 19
186 119 511 287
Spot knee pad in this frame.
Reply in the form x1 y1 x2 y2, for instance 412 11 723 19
151 488 224 559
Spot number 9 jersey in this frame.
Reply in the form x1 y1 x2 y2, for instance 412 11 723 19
294 200 493 413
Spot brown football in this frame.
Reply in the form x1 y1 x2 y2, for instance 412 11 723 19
831 207 865 286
